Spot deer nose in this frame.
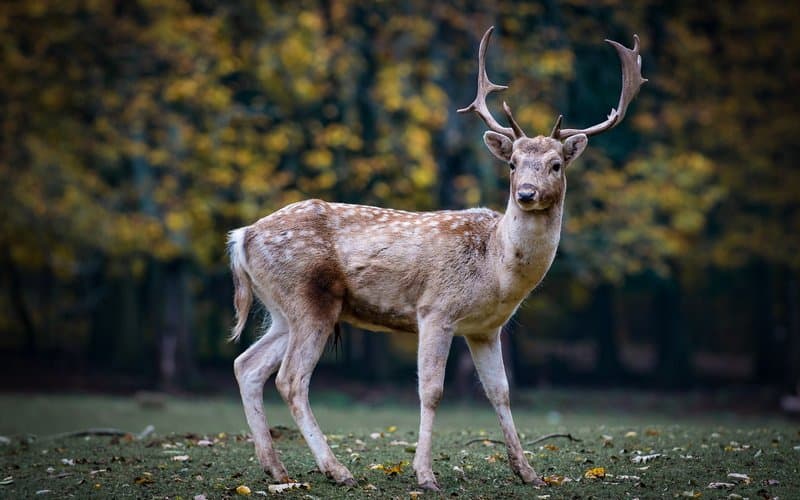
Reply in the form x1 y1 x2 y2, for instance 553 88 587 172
516 184 538 203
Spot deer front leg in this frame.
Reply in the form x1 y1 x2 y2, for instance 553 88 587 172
467 332 545 486
234 316 290 482
275 320 356 487
413 320 454 491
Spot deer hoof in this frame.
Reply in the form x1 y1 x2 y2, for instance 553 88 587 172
337 476 357 487
267 465 290 483
526 475 547 487
419 479 441 491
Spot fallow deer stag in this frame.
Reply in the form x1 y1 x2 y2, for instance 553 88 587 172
229 26 646 490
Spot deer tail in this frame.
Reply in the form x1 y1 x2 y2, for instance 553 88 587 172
227 227 252 342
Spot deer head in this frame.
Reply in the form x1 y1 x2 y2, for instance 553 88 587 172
458 27 647 212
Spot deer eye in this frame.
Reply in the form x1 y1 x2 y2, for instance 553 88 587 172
509 160 516 171
552 161 562 172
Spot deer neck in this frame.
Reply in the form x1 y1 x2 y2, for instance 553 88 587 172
494 194 564 293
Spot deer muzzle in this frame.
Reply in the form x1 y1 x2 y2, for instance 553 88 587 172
516 183 539 204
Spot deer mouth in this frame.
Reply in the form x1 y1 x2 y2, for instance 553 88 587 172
517 200 553 212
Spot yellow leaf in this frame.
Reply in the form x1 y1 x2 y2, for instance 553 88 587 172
543 444 559 451
386 425 398 433
543 474 567 485
584 467 606 479
236 484 251 496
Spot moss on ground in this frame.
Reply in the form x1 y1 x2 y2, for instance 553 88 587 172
0 394 798 498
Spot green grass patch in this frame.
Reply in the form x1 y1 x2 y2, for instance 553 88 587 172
1 393 798 498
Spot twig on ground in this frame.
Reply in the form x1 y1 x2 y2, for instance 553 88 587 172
45 425 155 441
524 433 581 446
465 432 581 447
464 438 506 446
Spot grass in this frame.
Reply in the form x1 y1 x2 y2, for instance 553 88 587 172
0 392 798 498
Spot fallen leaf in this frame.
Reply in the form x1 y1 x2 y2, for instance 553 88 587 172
631 453 661 464
267 483 310 493
543 444 559 451
386 426 397 433
384 461 407 476
542 474 567 485
766 479 780 486
727 473 751 484
194 495 208 500
236 484 252 495
409 490 423 499
645 429 660 436
134 472 154 485
172 455 191 462
197 440 213 447
61 458 75 466
0 477 13 486
389 440 411 446
485 452 504 463
364 483 378 491
679 490 702 498
707 482 735 489
35 490 51 495
617 475 641 481
584 467 606 479
624 431 638 438
369 432 382 440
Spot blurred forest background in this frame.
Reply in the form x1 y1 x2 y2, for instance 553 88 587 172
1 0 798 398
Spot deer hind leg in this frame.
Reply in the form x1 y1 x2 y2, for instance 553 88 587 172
275 315 355 486
466 332 545 486
234 311 291 482
413 320 454 491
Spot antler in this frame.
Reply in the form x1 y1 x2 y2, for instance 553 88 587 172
458 27 526 139
552 34 648 140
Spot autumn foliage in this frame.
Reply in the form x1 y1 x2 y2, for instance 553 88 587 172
0 1 797 389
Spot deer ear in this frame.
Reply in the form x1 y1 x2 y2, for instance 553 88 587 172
563 134 588 165
483 131 513 162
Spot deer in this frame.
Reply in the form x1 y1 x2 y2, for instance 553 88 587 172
229 26 646 491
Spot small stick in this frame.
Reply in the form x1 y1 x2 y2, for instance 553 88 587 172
525 433 581 446
465 433 582 447
464 438 505 446
45 425 155 441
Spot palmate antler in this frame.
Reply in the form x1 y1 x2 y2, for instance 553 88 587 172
552 35 648 139
459 27 647 141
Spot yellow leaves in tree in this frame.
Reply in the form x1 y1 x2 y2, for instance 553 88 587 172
303 149 333 170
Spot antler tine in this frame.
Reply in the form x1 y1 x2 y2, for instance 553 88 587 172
549 115 563 138
557 34 648 140
457 27 519 139
502 101 526 139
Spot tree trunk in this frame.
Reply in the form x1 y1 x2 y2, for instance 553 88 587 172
159 260 195 392
2 246 37 354
654 275 692 388
592 283 623 383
